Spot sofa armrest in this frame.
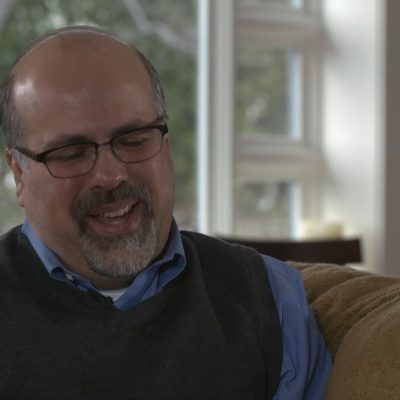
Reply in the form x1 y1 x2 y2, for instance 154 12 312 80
291 262 400 399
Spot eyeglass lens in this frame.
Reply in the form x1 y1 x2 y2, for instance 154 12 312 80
45 128 164 178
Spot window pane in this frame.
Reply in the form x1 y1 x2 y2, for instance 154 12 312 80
0 0 197 234
238 0 302 8
233 181 297 238
235 46 301 139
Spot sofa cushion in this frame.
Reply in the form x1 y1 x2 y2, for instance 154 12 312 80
291 262 400 399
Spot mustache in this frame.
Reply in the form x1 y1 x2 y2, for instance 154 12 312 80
73 182 153 220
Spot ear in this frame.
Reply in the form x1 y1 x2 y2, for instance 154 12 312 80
5 149 25 207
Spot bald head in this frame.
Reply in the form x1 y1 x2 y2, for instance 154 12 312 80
0 26 167 149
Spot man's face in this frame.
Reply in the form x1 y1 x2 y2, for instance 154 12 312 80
8 34 175 287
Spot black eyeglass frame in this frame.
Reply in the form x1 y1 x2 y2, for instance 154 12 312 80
14 124 169 178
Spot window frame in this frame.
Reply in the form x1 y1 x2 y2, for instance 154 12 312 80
197 0 322 237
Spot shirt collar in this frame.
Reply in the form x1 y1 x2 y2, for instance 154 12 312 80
22 219 67 278
21 218 186 308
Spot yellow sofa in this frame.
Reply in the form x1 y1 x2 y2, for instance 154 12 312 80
291 262 400 399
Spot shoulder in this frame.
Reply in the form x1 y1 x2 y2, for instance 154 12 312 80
181 231 303 291
262 255 332 398
180 230 280 318
0 226 28 295
0 225 35 279
180 230 268 278
180 231 304 292
262 255 308 310
180 230 311 319
0 225 23 260
263 254 302 283
260 255 317 328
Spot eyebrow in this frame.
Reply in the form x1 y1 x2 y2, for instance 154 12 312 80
42 133 90 151
42 116 165 151
112 116 165 136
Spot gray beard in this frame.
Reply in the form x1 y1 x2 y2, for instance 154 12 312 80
80 217 157 279
73 182 158 279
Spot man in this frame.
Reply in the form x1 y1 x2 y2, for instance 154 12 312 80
0 26 331 399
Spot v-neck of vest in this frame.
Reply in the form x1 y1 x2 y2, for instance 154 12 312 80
11 229 185 325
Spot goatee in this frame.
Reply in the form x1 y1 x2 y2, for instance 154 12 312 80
72 182 157 279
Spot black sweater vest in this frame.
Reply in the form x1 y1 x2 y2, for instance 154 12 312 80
0 227 282 400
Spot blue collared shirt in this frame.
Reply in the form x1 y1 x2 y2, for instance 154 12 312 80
22 219 332 399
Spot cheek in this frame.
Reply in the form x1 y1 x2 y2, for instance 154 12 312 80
131 153 175 215
144 158 175 253
22 173 79 223
152 155 175 206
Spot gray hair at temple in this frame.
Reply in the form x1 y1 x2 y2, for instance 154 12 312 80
0 25 168 151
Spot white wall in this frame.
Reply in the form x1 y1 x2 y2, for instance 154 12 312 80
321 0 385 273
382 0 400 277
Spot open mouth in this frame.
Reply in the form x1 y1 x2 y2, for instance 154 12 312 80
93 204 133 223
86 200 143 235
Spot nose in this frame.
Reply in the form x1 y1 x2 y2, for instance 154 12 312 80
87 144 129 191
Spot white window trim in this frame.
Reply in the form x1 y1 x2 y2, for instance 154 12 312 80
197 0 235 235
198 0 322 237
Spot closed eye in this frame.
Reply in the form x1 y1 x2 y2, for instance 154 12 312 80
118 137 147 148
47 145 91 163
115 131 153 150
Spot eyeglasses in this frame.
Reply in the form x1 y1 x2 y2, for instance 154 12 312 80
15 124 168 179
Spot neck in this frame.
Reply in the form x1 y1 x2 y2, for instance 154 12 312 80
85 272 134 290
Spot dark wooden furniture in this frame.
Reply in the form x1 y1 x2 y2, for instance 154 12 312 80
219 236 362 265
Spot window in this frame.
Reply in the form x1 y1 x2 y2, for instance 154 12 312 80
235 46 301 140
199 0 321 238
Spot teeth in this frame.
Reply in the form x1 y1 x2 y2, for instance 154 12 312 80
101 205 131 219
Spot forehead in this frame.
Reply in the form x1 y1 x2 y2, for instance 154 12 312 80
14 31 152 89
12 32 157 143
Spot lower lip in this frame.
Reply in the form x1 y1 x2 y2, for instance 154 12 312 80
86 202 144 236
